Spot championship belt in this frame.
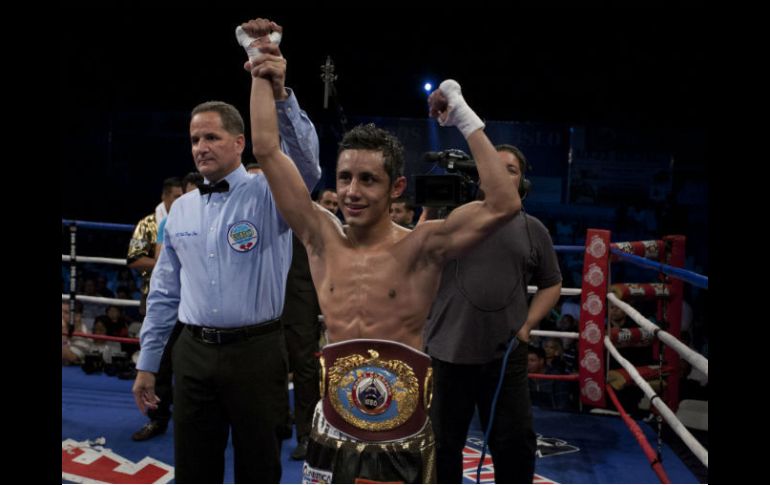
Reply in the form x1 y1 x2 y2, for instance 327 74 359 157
320 339 433 442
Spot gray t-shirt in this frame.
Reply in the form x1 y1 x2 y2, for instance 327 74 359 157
424 212 562 364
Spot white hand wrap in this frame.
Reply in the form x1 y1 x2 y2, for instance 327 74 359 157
235 26 282 61
437 79 485 139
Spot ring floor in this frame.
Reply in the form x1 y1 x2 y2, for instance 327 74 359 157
62 366 701 483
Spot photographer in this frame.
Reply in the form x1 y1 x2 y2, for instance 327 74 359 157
421 144 562 484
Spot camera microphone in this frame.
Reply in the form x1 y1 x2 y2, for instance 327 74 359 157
423 149 471 162
443 158 478 172
423 151 445 163
423 149 477 173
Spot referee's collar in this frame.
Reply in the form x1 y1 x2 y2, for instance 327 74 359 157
203 164 250 192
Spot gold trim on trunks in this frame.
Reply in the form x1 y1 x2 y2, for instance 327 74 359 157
319 355 326 397
423 367 433 411
328 349 419 431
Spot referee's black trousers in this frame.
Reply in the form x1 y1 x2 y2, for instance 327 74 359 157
172 323 288 484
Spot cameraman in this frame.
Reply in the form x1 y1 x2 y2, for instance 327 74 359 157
422 144 562 483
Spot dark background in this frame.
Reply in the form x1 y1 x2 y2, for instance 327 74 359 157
61 8 707 226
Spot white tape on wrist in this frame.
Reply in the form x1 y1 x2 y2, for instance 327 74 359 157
437 79 484 138
235 26 282 61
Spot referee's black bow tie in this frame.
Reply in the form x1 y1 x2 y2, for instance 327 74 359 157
199 179 230 195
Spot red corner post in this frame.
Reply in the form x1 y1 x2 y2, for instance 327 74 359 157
660 235 685 412
578 229 611 408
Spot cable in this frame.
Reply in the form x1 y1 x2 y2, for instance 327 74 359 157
453 206 537 482
454 208 535 482
476 335 520 484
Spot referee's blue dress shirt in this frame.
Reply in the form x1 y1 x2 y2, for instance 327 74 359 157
138 89 321 373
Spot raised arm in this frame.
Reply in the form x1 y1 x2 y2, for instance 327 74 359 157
276 91 321 191
242 19 323 247
422 80 522 262
237 18 321 191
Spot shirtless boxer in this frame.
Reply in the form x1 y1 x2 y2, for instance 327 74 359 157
241 18 521 483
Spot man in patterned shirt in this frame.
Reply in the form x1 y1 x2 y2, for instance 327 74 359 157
126 177 183 316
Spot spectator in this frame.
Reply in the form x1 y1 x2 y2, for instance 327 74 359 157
127 177 183 316
527 346 575 410
390 196 415 228
316 188 339 215
182 171 204 193
62 300 91 365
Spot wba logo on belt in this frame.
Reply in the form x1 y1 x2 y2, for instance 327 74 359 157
320 339 433 442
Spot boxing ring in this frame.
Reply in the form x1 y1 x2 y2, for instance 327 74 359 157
62 220 708 484
522 230 707 484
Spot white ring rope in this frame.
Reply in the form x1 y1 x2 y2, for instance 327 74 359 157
530 330 580 340
528 285 582 296
61 293 140 307
605 336 708 467
607 293 708 378
62 252 138 307
62 255 127 266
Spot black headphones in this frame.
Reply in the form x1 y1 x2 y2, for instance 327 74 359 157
519 157 533 200
519 176 532 200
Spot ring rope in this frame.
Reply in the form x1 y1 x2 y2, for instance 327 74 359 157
528 285 582 296
553 245 586 253
61 293 140 308
605 335 708 467
610 248 708 289
62 255 128 266
607 293 708 378
527 373 579 381
62 219 135 232
530 329 579 340
605 384 672 484
63 332 140 345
